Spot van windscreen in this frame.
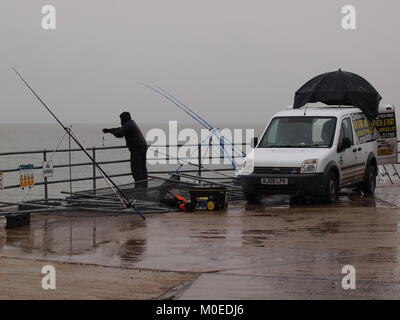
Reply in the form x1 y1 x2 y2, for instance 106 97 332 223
259 117 337 148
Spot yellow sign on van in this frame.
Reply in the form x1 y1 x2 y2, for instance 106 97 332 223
374 109 397 165
373 112 397 139
378 148 393 156
351 113 374 143
352 111 397 142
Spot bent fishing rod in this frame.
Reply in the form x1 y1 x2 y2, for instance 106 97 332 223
138 82 213 130
140 83 246 158
140 83 246 173
157 86 246 158
13 67 145 220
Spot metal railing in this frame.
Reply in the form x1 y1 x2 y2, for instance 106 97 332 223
3 139 398 200
0 142 249 199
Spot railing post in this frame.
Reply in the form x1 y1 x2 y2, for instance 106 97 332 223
198 143 202 177
209 136 212 164
43 151 48 200
92 148 96 194
220 136 224 164
68 128 72 194
166 143 169 166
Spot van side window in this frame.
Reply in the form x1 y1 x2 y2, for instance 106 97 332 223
339 118 354 146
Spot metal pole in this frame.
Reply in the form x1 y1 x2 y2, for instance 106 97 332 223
68 128 72 194
198 143 201 177
167 143 169 166
209 136 212 164
220 136 225 164
43 151 48 200
92 148 96 194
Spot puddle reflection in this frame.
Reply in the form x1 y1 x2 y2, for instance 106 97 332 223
0 214 146 266
243 190 387 212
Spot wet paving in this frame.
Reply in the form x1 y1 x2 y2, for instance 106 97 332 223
1 185 400 299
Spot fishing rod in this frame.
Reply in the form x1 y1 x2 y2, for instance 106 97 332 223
140 83 246 160
155 85 214 130
12 67 145 220
141 84 241 171
154 85 246 157
139 82 212 130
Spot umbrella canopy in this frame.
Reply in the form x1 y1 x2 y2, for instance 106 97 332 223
293 69 382 120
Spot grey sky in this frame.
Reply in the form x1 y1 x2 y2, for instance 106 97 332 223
0 0 399 124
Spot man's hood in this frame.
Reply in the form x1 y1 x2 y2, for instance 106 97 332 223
120 112 132 125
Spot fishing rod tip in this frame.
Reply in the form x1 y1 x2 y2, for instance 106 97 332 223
137 81 149 87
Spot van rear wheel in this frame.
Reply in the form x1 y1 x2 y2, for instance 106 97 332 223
322 172 338 204
361 165 377 196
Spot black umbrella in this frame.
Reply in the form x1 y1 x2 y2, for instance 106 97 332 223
293 69 382 120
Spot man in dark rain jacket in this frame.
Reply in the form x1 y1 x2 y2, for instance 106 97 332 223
102 112 148 188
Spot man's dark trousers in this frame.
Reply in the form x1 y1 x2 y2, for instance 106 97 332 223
130 146 148 188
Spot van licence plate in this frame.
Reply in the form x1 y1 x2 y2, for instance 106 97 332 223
261 178 288 185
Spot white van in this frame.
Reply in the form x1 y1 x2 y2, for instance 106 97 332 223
239 105 397 203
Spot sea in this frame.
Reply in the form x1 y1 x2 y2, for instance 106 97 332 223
0 123 264 203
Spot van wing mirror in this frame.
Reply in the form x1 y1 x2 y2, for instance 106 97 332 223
252 137 258 148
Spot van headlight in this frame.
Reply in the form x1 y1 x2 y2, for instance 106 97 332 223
300 159 318 173
239 157 254 175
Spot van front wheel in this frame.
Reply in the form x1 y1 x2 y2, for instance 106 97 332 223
322 172 338 203
361 165 377 196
